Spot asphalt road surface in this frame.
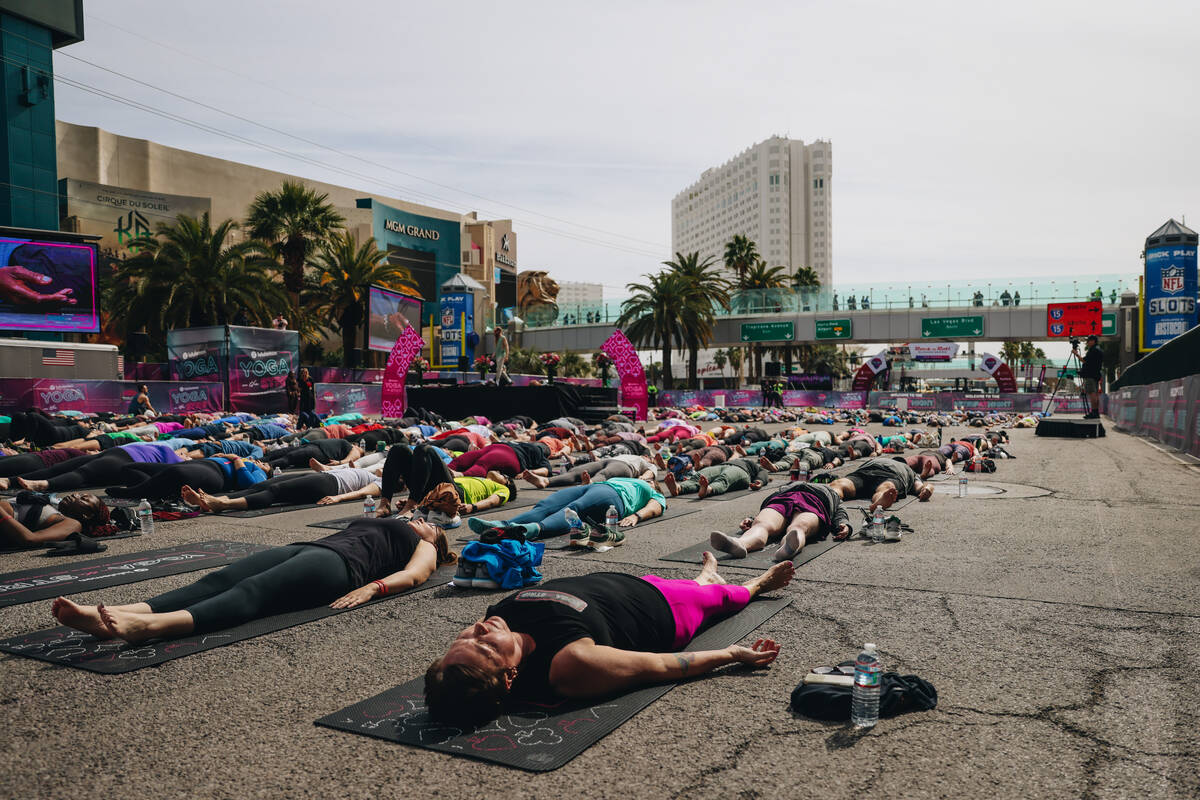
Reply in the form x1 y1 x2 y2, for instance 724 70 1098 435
1 418 1197 799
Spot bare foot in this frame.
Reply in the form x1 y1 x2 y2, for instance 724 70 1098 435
654 452 667 470
579 470 591 484
664 472 679 496
373 497 393 518
743 561 795 596
697 474 711 499
695 551 727 585
308 457 329 472
759 454 776 472
0 477 7 490
200 491 232 512
772 529 805 562
734 445 747 457
520 469 548 489
709 530 748 559
97 604 158 644
739 517 754 531
870 485 899 511
16 477 48 491
180 485 210 511
52 597 112 639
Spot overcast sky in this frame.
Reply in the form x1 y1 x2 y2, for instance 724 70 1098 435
55 1 1196 301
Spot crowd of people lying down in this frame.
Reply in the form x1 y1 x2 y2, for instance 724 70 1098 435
0 401 1019 725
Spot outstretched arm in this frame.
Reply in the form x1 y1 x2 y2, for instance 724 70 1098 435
330 542 437 608
550 638 780 698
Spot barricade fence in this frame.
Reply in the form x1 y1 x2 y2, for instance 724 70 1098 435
1105 377 1200 459
658 389 1089 414
0 379 224 415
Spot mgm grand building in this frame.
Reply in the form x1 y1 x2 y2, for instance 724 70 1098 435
55 120 519 359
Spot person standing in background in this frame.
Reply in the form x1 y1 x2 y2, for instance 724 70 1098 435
493 326 511 387
285 371 300 416
297 367 318 427
272 314 288 330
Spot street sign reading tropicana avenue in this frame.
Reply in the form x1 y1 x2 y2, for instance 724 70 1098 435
740 321 794 342
921 315 984 338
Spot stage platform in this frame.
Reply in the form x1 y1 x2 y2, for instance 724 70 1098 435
406 383 618 423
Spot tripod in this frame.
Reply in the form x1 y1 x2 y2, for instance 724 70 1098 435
1042 346 1089 416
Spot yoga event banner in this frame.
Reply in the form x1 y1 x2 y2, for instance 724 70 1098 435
380 324 424 418
0 379 222 415
315 383 382 416
600 330 648 420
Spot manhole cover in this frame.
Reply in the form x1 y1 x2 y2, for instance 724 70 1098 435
933 483 1005 496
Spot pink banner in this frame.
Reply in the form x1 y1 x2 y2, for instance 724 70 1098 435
316 383 382 416
380 325 424 418
601 330 648 421
0 379 223 415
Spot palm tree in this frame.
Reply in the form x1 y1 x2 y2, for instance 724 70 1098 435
713 348 727 381
246 180 344 317
792 266 820 288
107 213 285 340
723 234 759 281
617 271 686 390
559 352 592 378
664 251 731 388
305 231 417 367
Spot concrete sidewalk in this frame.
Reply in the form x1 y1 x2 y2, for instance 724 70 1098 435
0 420 1196 798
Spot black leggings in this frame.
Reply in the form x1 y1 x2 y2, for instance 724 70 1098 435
265 445 330 468
380 444 454 501
0 452 59 478
22 449 135 491
221 472 338 509
435 435 472 453
145 545 353 633
106 460 228 500
547 459 636 487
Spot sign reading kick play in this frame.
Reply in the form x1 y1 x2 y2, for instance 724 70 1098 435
741 321 794 342
921 315 984 338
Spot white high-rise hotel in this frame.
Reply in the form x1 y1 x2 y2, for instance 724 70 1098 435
671 136 832 287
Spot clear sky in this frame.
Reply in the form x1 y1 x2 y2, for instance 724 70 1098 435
54 0 1195 303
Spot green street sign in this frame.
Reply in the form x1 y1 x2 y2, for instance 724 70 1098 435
815 318 852 340
741 321 794 342
921 315 984 338
1102 312 1116 336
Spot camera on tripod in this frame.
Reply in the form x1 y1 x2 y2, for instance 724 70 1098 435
1069 337 1081 351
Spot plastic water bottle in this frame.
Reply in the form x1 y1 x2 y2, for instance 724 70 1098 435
798 462 810 482
564 507 584 534
363 495 376 518
958 475 968 498
358 439 367 451
851 643 882 728
870 507 885 541
136 499 154 535
272 466 282 478
605 505 619 534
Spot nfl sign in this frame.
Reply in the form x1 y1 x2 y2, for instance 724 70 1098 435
1162 265 1185 294
1142 219 1198 350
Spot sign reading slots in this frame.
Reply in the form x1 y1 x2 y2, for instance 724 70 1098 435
1046 301 1102 338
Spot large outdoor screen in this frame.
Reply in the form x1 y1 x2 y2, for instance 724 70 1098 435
0 235 99 333
367 285 423 352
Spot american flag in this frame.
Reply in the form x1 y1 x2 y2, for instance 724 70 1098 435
41 348 75 366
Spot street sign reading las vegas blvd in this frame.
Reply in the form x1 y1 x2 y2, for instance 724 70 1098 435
921 315 984 338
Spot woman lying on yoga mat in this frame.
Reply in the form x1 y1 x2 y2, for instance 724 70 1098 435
424 555 794 724
14 442 190 492
52 518 456 643
179 467 380 512
709 481 851 561
518 454 655 489
467 476 665 543
375 444 516 518
105 455 270 501
0 492 110 546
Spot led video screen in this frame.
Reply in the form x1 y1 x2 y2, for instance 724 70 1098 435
0 235 99 333
367 285 423 352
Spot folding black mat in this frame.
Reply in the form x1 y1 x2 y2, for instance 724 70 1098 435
311 494 548 531
313 595 792 771
1036 418 1105 438
0 565 457 673
0 540 265 608
659 535 842 569
0 531 142 556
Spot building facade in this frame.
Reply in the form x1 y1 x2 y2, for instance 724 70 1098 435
670 136 832 288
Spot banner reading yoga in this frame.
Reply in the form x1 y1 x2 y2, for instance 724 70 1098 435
380 325 424 418
600 330 648 421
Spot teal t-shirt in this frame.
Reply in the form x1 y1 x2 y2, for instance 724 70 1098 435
602 477 667 516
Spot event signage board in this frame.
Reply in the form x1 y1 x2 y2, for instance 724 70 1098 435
601 330 648 421
1046 301 1102 338
380 325 424 418
60 178 211 255
0 234 99 333
741 321 794 342
0 379 221 415
367 286 422 352
226 327 299 413
1142 241 1198 350
920 315 983 338
814 319 852 340
438 292 473 366
315 383 382 416
907 342 958 362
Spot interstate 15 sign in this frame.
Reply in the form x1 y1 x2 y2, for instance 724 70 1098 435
815 318 852 340
741 321 794 342
1046 301 1101 338
921 315 983 338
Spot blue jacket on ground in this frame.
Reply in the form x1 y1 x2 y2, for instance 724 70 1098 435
460 540 544 589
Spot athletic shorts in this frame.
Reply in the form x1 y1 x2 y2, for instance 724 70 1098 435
1083 377 1099 394
845 464 905 498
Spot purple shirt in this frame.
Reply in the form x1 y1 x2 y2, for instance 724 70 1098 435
119 442 185 464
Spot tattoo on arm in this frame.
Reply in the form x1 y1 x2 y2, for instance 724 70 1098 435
674 653 695 676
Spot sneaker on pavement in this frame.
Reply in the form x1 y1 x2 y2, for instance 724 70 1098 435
471 567 501 590
568 525 590 546
425 510 461 528
451 560 477 588
468 516 505 534
588 527 625 548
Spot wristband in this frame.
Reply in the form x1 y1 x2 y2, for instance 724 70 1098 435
372 580 388 595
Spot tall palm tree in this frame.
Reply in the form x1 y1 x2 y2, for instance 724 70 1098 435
107 213 285 339
617 271 686 390
246 180 345 317
305 231 417 367
723 234 759 281
664 251 731 388
792 266 820 289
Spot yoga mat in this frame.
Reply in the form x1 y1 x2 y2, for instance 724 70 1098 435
313 595 792 772
844 494 918 512
0 565 457 674
311 494 547 532
659 536 842 569
0 531 142 556
0 540 267 608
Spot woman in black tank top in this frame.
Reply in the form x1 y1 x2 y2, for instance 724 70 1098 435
52 518 457 643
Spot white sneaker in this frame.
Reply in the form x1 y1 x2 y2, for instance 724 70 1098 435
425 510 461 528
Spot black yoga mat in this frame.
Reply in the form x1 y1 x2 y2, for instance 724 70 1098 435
659 536 842 569
219 502 324 518
310 494 547 531
0 540 266 608
0 565 457 674
314 595 791 772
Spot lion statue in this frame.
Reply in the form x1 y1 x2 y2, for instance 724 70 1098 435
517 270 560 326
